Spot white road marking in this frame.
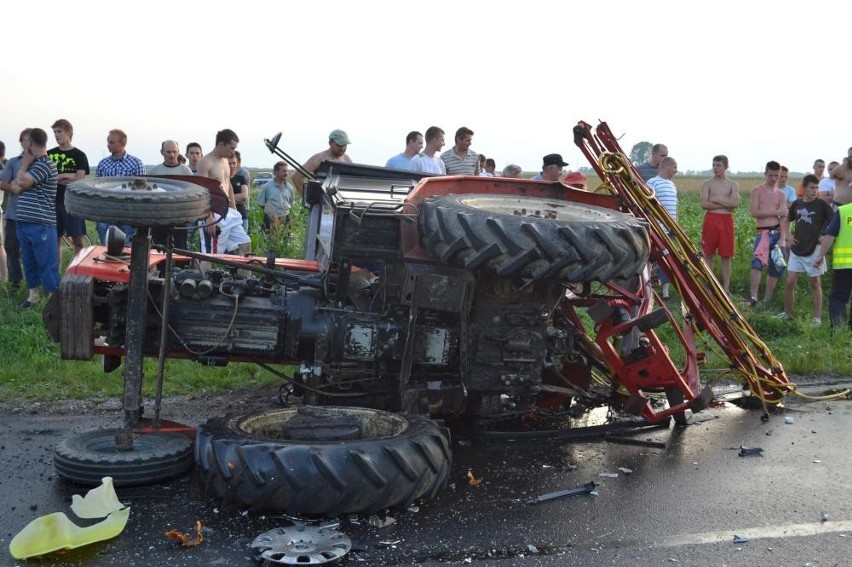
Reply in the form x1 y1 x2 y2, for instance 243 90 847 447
651 521 852 547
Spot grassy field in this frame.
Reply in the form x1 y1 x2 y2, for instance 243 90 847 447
0 175 846 404
0 202 308 403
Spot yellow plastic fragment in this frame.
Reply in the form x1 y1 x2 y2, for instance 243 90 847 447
9 477 130 560
70 476 125 519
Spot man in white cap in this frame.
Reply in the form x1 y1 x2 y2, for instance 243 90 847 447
530 153 568 181
293 129 353 195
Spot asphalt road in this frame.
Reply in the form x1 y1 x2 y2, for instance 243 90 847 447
2 381 851 567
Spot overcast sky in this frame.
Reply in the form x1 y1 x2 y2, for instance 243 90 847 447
2 0 848 175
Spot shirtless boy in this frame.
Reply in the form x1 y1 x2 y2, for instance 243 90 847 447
830 146 852 206
749 160 788 305
196 129 251 255
700 155 740 294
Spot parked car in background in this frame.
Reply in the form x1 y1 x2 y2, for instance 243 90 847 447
252 172 273 187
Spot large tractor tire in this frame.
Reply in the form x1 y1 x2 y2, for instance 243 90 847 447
195 406 452 516
66 177 209 226
419 194 649 283
54 429 194 486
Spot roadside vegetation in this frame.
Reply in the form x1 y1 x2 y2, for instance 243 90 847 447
0 199 308 403
0 175 845 403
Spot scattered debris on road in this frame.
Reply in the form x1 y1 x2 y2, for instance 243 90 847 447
165 519 204 548
250 525 351 565
9 476 129 560
738 446 764 457
605 435 668 449
527 481 597 505
367 514 396 528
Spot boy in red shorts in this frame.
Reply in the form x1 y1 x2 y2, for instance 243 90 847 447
700 155 740 295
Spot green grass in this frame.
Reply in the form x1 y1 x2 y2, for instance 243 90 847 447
0 176 846 403
0 198 300 404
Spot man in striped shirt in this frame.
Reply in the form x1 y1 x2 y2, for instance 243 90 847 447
646 156 679 299
0 128 59 308
440 127 478 175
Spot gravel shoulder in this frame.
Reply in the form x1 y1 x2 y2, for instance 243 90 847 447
0 384 286 425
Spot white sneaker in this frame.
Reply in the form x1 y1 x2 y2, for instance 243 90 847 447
772 312 792 320
812 317 822 327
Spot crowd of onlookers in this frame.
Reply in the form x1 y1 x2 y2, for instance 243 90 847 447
6 119 851 329
377 126 588 188
636 143 852 330
0 121 297 309
0 121 587 311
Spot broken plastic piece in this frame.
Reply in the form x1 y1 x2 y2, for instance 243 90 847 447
366 515 396 528
9 477 130 560
378 539 401 548
527 481 597 504
784 416 794 424
598 472 619 478
70 477 126 518
732 534 749 543
617 467 633 474
165 520 204 547
738 446 764 457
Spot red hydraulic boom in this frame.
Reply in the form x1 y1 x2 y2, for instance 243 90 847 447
555 121 792 423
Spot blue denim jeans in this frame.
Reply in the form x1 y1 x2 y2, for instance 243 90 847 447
16 221 59 293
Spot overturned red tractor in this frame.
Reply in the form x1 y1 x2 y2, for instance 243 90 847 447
45 121 791 517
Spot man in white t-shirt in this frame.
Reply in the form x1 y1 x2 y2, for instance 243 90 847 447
411 126 446 175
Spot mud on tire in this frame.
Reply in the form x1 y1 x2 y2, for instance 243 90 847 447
419 194 649 283
195 407 452 516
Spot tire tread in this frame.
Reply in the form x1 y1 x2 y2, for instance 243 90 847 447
419 194 649 283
